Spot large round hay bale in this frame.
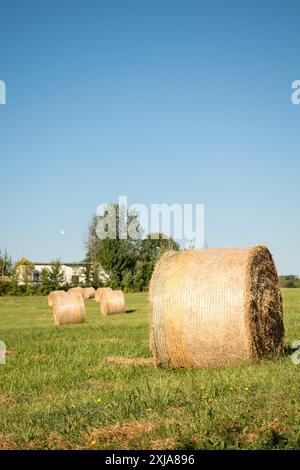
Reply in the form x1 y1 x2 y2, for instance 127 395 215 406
52 290 86 325
101 290 126 315
48 290 66 307
95 287 112 303
83 287 96 299
149 246 284 369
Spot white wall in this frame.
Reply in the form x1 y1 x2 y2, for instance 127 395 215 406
33 264 85 284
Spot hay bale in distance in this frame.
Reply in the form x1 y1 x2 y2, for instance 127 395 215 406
83 287 96 299
95 287 112 303
51 290 86 325
149 246 284 369
101 290 126 316
68 287 83 296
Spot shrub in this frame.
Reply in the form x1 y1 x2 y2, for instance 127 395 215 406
0 276 10 296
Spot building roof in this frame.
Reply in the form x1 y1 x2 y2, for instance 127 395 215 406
33 262 90 267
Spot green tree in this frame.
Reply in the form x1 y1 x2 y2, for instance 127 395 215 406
133 233 180 291
47 260 65 291
70 263 82 287
132 260 148 291
15 258 35 287
7 268 19 296
122 269 134 292
139 233 179 261
0 249 12 277
81 263 102 288
39 268 51 294
0 276 10 296
85 205 180 291
86 204 140 289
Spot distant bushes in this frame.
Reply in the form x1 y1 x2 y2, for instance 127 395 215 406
0 276 10 296
0 279 100 297
0 280 39 297
280 275 300 288
0 259 104 297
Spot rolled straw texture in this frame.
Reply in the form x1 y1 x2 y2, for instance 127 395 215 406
101 290 126 315
68 287 84 296
83 287 96 299
149 246 284 369
95 287 112 303
52 290 86 325
48 290 66 307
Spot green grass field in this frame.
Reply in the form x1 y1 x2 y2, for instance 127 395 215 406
0 289 300 450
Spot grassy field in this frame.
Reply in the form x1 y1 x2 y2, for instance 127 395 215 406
0 289 300 450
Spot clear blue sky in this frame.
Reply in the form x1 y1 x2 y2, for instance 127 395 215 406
0 0 299 274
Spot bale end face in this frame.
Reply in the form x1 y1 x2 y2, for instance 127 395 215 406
83 287 96 300
101 290 126 315
244 245 284 359
50 290 86 325
95 287 112 303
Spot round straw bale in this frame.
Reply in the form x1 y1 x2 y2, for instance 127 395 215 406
83 287 96 299
95 287 112 303
48 290 66 307
101 290 126 315
52 290 86 325
149 246 284 369
68 287 84 296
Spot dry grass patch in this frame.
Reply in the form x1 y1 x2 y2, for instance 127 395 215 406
0 394 12 405
260 420 283 432
105 356 155 366
242 432 258 443
149 437 177 450
46 433 73 450
0 434 14 450
6 349 16 356
86 420 157 449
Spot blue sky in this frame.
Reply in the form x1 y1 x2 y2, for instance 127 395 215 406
0 0 299 274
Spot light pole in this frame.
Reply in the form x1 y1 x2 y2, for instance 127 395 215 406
60 230 65 260
8 240 12 274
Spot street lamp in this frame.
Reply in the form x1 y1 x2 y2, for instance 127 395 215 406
60 230 65 259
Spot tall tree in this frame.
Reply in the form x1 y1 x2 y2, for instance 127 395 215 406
15 258 35 286
48 260 65 290
85 205 180 291
134 233 180 290
0 249 12 277
86 204 140 289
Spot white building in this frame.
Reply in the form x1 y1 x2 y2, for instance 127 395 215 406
16 259 108 286
32 262 89 285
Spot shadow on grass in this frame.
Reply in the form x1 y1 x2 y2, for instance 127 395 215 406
125 310 136 314
284 342 300 355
